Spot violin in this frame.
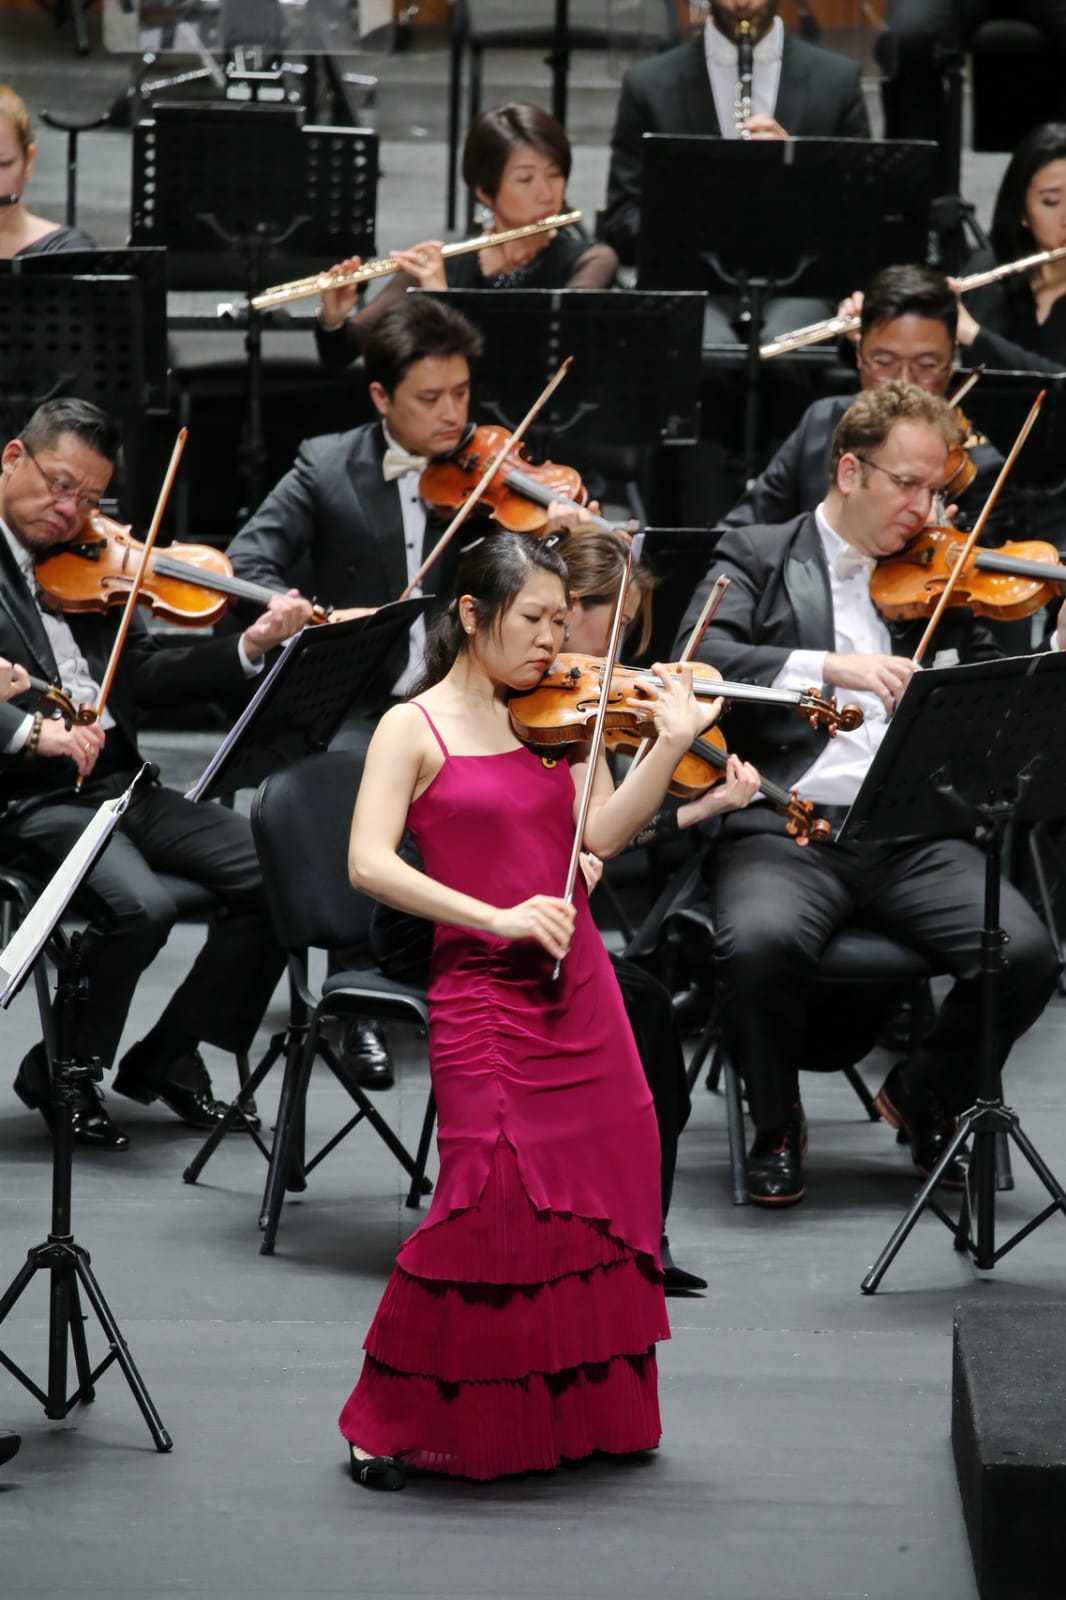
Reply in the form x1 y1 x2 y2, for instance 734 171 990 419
508 654 864 745
870 526 1066 623
941 404 979 499
34 512 331 629
604 724 833 845
419 425 623 537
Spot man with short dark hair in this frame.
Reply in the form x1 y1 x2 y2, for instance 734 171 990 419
0 398 308 1149
675 383 1062 1207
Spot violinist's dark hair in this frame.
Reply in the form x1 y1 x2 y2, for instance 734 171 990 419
18 397 121 465
462 102 571 203
409 530 569 695
991 122 1066 289
830 381 959 478
362 297 483 397
860 264 957 342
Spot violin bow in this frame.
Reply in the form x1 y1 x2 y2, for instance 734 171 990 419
626 575 730 777
553 538 637 980
75 429 188 782
398 357 574 602
911 391 1045 667
947 366 984 411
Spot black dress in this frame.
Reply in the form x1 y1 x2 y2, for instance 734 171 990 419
15 225 98 256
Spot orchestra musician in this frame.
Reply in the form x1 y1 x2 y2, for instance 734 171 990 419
336 527 733 1488
724 265 1014 543
955 123 1066 375
601 0 870 269
314 103 617 370
0 399 309 1149
0 85 96 257
675 383 1062 1207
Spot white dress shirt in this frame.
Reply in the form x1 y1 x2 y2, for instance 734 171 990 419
705 16 784 138
769 503 893 805
383 425 429 697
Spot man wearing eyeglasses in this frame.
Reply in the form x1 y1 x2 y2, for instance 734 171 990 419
674 382 1062 1207
717 264 1014 544
0 397 309 1151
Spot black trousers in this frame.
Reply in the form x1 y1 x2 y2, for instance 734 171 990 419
709 823 1060 1132
2 779 285 1071
879 1 1066 143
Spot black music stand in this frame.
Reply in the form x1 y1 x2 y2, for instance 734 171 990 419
131 101 377 509
186 599 430 801
0 771 172 1451
424 287 703 450
834 653 1066 1291
636 527 725 666
635 136 938 482
964 370 1066 541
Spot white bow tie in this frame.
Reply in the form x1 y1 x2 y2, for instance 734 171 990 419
382 447 429 483
834 545 876 583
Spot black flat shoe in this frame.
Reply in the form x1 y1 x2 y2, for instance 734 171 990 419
747 1103 808 1207
875 1063 967 1190
661 1236 707 1294
338 1022 394 1091
348 1445 406 1491
14 1045 131 1152
114 1042 259 1132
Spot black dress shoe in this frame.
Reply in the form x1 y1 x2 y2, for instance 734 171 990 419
747 1103 808 1206
0 1430 21 1468
348 1444 406 1491
661 1235 707 1294
14 1045 131 1152
338 1022 394 1090
875 1063 967 1190
113 1042 249 1131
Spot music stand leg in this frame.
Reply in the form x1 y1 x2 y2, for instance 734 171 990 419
862 806 1066 1291
0 950 172 1450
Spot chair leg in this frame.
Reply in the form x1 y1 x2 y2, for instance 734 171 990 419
259 1026 316 1255
466 43 483 232
842 1062 881 1122
405 1089 437 1209
445 16 464 229
319 1037 432 1194
722 1056 750 1206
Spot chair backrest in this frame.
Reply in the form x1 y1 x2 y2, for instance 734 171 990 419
252 749 376 954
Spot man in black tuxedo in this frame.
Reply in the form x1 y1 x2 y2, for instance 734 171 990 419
0 399 308 1149
720 264 1016 550
675 382 1061 1206
602 0 870 267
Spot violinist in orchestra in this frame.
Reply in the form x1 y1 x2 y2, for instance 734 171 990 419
0 398 309 1150
954 123 1066 376
725 264 1015 545
336 526 735 1490
601 0 869 269
0 85 95 258
313 103 616 370
675 382 1062 1208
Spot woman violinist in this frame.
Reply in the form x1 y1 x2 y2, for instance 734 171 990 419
0 86 96 258
315 103 617 368
338 528 747 1490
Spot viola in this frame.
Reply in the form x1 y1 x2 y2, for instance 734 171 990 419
604 724 833 845
34 512 331 629
508 654 863 746
941 404 979 499
870 526 1066 623
419 424 623 537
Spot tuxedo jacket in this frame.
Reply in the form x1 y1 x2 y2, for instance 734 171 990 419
226 420 462 689
0 532 251 809
673 512 1001 791
603 32 871 263
718 393 1015 544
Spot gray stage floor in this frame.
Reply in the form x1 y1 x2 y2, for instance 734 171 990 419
1 15 1057 1600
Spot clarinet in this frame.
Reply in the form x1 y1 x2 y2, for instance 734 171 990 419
734 19 755 139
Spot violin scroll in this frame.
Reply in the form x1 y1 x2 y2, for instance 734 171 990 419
804 689 864 735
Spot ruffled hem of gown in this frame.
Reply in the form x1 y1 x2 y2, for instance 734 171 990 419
338 1137 668 1479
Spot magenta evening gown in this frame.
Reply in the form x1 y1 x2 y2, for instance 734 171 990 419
338 704 669 1479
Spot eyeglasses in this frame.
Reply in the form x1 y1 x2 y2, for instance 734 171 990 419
858 352 953 385
19 443 103 515
854 455 942 502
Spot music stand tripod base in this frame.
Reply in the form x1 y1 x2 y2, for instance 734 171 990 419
834 653 1066 1293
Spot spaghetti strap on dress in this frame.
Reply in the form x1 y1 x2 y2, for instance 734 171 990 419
338 701 668 1479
